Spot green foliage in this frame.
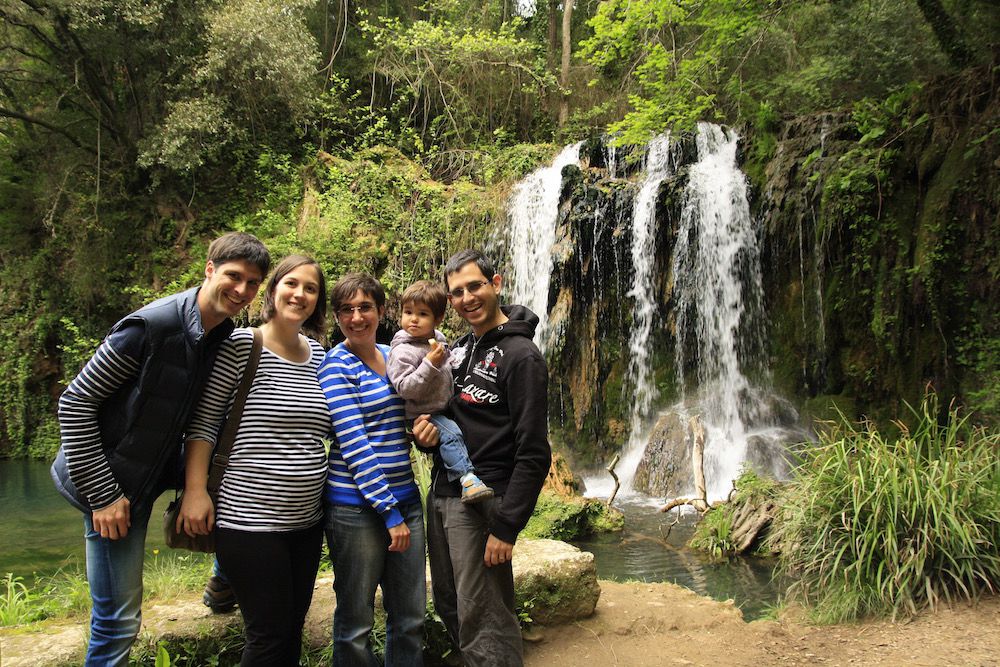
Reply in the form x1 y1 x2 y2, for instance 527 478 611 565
0 308 60 457
581 0 781 142
363 17 556 150
155 644 173 667
774 393 1000 622
57 318 103 385
579 0 995 142
688 506 736 559
0 573 39 626
956 319 1000 426
142 552 216 602
132 624 245 667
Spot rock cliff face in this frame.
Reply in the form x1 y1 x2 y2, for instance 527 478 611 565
530 65 998 476
751 68 999 425
541 138 696 465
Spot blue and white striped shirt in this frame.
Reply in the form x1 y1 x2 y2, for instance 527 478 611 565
318 343 419 528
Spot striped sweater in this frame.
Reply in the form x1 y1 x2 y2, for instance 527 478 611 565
56 327 143 510
317 342 419 528
186 328 330 532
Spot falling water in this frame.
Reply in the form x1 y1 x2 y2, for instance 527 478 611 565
506 142 583 353
672 123 769 498
606 143 620 179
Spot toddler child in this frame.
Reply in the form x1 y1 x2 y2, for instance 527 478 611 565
387 280 493 503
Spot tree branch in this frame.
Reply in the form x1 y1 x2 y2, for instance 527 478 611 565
0 106 92 151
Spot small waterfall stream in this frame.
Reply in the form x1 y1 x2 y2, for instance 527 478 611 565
617 134 677 494
506 142 583 354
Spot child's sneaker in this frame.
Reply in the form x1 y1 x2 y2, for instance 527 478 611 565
460 474 494 504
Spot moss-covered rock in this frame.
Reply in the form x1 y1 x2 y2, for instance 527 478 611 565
522 491 623 541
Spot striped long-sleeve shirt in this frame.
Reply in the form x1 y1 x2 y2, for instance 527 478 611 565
57 325 144 510
318 342 419 528
186 328 330 532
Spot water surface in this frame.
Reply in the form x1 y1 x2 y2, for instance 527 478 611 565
572 501 786 620
1 460 176 578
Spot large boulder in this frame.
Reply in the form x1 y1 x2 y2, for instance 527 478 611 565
632 411 690 497
745 429 808 481
513 539 600 626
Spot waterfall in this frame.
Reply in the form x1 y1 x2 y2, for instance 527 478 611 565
606 143 619 179
672 123 769 498
616 134 677 493
497 127 801 504
506 142 583 353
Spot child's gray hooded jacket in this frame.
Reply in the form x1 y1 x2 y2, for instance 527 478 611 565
387 328 453 419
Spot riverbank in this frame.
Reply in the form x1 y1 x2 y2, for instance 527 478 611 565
4 577 998 666
527 581 1000 666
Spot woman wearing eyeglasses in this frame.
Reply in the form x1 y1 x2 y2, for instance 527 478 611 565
317 273 425 667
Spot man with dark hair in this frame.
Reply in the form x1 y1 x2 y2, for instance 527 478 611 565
414 248 551 666
51 231 270 666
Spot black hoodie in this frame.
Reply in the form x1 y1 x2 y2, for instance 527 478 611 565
429 304 552 544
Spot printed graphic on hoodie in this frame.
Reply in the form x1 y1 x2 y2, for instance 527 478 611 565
458 383 500 404
472 346 503 382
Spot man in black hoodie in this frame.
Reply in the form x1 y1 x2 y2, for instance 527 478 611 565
415 249 551 666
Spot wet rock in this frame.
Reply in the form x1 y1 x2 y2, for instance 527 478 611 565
745 432 797 481
544 451 584 497
632 411 690 497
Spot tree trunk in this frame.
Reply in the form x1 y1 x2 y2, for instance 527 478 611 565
547 0 559 71
558 0 573 126
914 0 972 68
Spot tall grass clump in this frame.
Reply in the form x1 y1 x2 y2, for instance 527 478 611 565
775 393 1000 622
1 573 40 626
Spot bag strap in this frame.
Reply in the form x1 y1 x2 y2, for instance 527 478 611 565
206 327 263 498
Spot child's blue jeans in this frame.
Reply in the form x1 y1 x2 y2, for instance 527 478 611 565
430 414 475 482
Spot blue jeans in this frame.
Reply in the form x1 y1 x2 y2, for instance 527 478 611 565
83 502 152 667
431 414 474 483
325 501 425 667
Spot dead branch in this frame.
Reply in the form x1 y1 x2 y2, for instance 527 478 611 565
606 453 621 506
731 502 777 554
658 415 709 513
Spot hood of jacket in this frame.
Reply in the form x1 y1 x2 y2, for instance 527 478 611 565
459 304 538 347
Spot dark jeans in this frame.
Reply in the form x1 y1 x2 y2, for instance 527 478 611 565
216 524 324 667
324 501 426 667
426 494 522 667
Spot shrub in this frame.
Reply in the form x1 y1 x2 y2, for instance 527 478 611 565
775 393 1000 622
688 468 783 558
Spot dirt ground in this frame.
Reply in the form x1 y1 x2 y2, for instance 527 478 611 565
524 581 1000 667
6 578 998 666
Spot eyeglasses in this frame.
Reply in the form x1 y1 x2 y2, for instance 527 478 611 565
448 280 490 299
336 303 376 317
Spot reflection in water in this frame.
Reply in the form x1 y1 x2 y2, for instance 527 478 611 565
0 460 175 579
571 501 787 620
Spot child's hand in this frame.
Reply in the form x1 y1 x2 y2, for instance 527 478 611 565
427 339 446 367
